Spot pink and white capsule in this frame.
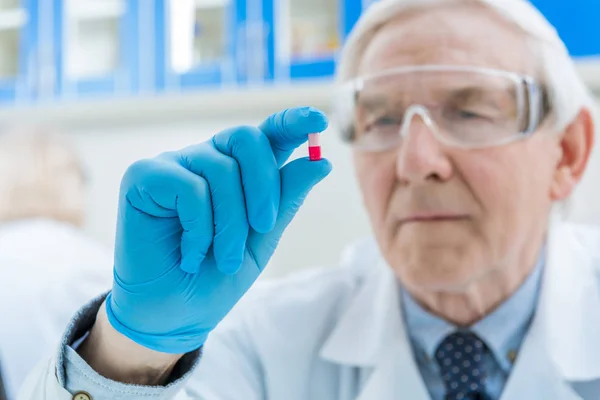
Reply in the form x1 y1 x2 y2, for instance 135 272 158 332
308 133 321 161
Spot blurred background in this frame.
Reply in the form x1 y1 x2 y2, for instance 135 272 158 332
0 0 597 277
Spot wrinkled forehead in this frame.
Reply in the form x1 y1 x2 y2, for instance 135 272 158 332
358 3 537 78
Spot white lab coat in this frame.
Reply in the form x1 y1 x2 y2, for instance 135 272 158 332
186 219 600 400
0 219 112 399
19 219 600 399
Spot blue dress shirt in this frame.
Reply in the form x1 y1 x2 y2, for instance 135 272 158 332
401 255 544 400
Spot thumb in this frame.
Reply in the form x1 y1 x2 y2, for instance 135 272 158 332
247 157 332 270
259 107 329 167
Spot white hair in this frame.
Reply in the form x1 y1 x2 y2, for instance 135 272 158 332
336 0 597 134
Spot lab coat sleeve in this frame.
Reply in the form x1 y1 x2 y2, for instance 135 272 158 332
17 292 200 400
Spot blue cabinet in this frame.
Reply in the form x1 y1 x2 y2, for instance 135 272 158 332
154 0 248 91
530 0 600 58
262 0 362 82
52 0 140 99
0 0 596 108
0 0 38 103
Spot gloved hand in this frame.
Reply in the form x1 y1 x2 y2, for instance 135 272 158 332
105 107 332 354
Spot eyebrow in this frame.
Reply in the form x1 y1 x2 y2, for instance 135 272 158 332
355 93 388 110
445 85 516 103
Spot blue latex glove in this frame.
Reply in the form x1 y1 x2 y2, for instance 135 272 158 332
105 107 332 354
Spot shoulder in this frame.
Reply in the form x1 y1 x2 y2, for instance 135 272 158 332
0 219 111 263
0 219 112 330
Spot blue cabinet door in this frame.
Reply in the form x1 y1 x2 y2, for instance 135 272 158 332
530 0 600 58
154 0 247 91
0 0 38 104
262 0 362 82
52 0 140 99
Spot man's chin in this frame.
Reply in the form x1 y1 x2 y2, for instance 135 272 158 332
388 252 488 292
400 270 483 293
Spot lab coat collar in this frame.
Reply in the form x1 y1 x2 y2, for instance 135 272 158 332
319 242 405 366
536 216 600 381
319 217 600 382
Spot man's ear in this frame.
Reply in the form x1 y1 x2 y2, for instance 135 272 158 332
550 108 595 201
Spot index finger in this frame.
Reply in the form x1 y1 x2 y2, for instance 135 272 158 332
259 107 328 166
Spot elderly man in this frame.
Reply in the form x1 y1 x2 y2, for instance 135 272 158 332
20 0 599 399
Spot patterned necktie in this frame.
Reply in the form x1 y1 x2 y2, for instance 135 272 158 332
434 331 491 400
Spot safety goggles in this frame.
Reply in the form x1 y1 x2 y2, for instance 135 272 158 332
333 65 551 152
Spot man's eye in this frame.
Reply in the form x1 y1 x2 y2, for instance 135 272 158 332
457 110 488 119
374 116 402 126
448 106 498 121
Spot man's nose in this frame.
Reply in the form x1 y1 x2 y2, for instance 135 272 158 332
395 107 454 184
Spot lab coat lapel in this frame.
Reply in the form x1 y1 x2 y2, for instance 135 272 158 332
499 315 582 400
320 252 430 400
501 218 600 399
538 220 600 381
355 337 431 400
